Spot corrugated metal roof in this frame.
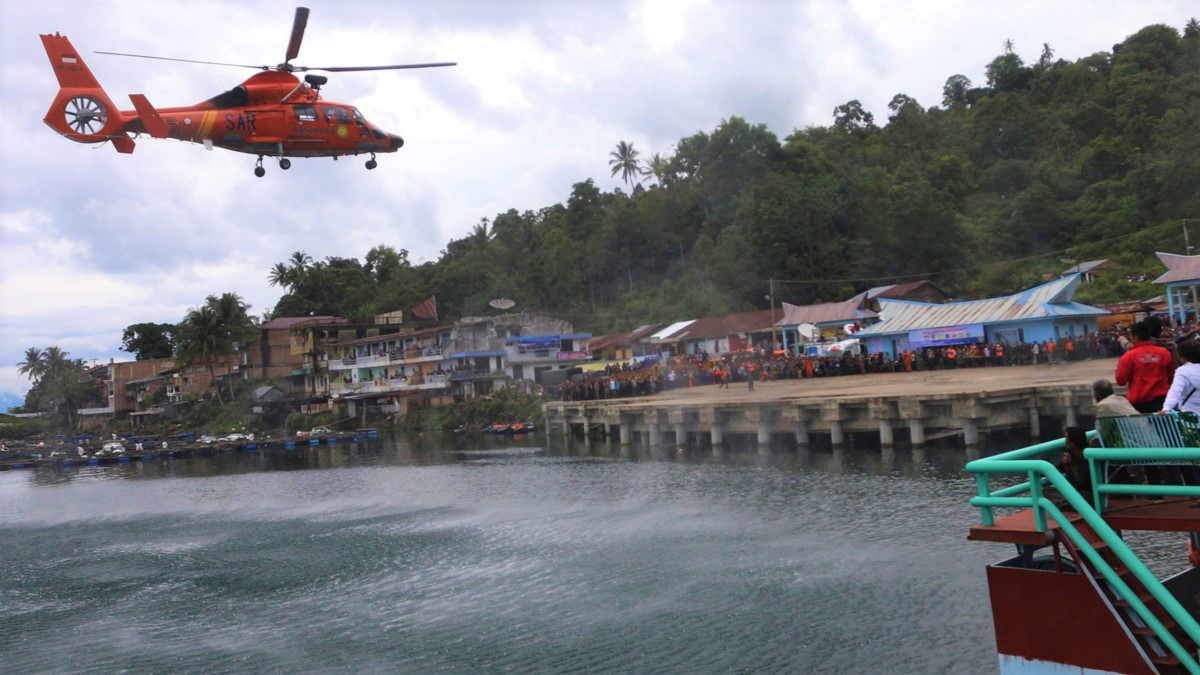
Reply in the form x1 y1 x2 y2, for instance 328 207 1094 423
1154 252 1200 285
776 292 877 327
856 275 1108 337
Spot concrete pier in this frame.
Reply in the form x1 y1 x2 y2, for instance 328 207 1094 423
909 419 926 446
545 361 1112 452
879 419 894 447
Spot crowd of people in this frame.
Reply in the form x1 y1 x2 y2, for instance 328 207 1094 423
1043 315 1200 505
552 326 1173 402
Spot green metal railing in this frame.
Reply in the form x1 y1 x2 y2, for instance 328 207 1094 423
966 437 1200 674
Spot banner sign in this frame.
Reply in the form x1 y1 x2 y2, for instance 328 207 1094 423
906 324 985 349
510 335 562 353
556 351 591 360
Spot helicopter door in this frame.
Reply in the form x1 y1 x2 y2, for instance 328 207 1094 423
322 106 353 142
323 106 351 127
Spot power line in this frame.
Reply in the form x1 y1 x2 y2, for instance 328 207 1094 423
761 220 1179 287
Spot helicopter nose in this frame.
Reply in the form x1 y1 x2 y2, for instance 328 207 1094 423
390 134 405 149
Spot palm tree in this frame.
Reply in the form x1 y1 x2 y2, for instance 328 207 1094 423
268 262 293 290
641 152 670 186
1038 43 1055 67
287 251 313 290
176 305 230 404
16 347 46 382
22 346 92 428
205 293 256 400
609 141 641 187
42 346 70 378
288 249 312 273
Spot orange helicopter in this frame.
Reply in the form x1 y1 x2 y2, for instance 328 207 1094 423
40 7 455 177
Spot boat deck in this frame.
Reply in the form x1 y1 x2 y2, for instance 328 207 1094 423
969 497 1200 545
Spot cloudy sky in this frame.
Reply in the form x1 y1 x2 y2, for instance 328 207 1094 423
0 0 1193 407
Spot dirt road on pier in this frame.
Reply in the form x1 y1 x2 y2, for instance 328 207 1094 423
601 359 1118 409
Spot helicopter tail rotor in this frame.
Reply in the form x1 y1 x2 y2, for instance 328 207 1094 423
40 33 136 153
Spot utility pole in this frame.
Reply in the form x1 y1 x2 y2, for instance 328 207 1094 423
1180 218 1200 254
769 279 779 353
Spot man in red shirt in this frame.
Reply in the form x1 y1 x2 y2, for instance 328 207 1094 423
1115 321 1175 413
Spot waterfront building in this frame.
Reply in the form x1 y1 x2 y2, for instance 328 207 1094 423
244 316 349 398
854 274 1108 358
328 325 454 417
775 293 879 353
1153 251 1200 325
448 313 591 398
75 356 235 429
650 310 778 356
587 324 664 362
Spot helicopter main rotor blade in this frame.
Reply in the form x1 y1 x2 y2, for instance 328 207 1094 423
299 62 457 72
94 51 266 69
285 7 310 65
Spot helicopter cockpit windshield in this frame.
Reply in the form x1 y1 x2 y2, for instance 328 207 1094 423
206 85 249 109
350 108 388 140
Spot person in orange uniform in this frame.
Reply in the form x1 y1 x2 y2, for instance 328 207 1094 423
1115 321 1175 413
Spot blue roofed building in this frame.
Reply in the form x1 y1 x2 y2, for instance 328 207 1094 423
854 275 1109 358
1152 252 1200 326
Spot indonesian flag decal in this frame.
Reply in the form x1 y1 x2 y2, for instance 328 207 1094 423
412 296 438 321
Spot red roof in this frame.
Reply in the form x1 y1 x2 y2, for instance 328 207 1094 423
260 316 348 330
339 325 450 346
656 310 777 341
867 280 947 300
588 324 664 351
777 293 877 326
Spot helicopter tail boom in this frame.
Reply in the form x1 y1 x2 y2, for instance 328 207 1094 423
40 33 136 153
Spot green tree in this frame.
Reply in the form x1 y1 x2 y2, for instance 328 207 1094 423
832 99 876 135
985 52 1031 91
120 322 176 360
942 74 972 108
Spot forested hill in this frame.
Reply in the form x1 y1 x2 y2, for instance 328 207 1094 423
269 20 1200 334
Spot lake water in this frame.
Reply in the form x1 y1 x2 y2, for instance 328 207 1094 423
0 433 1008 674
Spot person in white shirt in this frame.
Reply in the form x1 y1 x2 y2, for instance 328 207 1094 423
1163 340 1200 415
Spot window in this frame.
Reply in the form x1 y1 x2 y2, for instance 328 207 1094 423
323 106 351 124
294 106 317 122
351 108 366 125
